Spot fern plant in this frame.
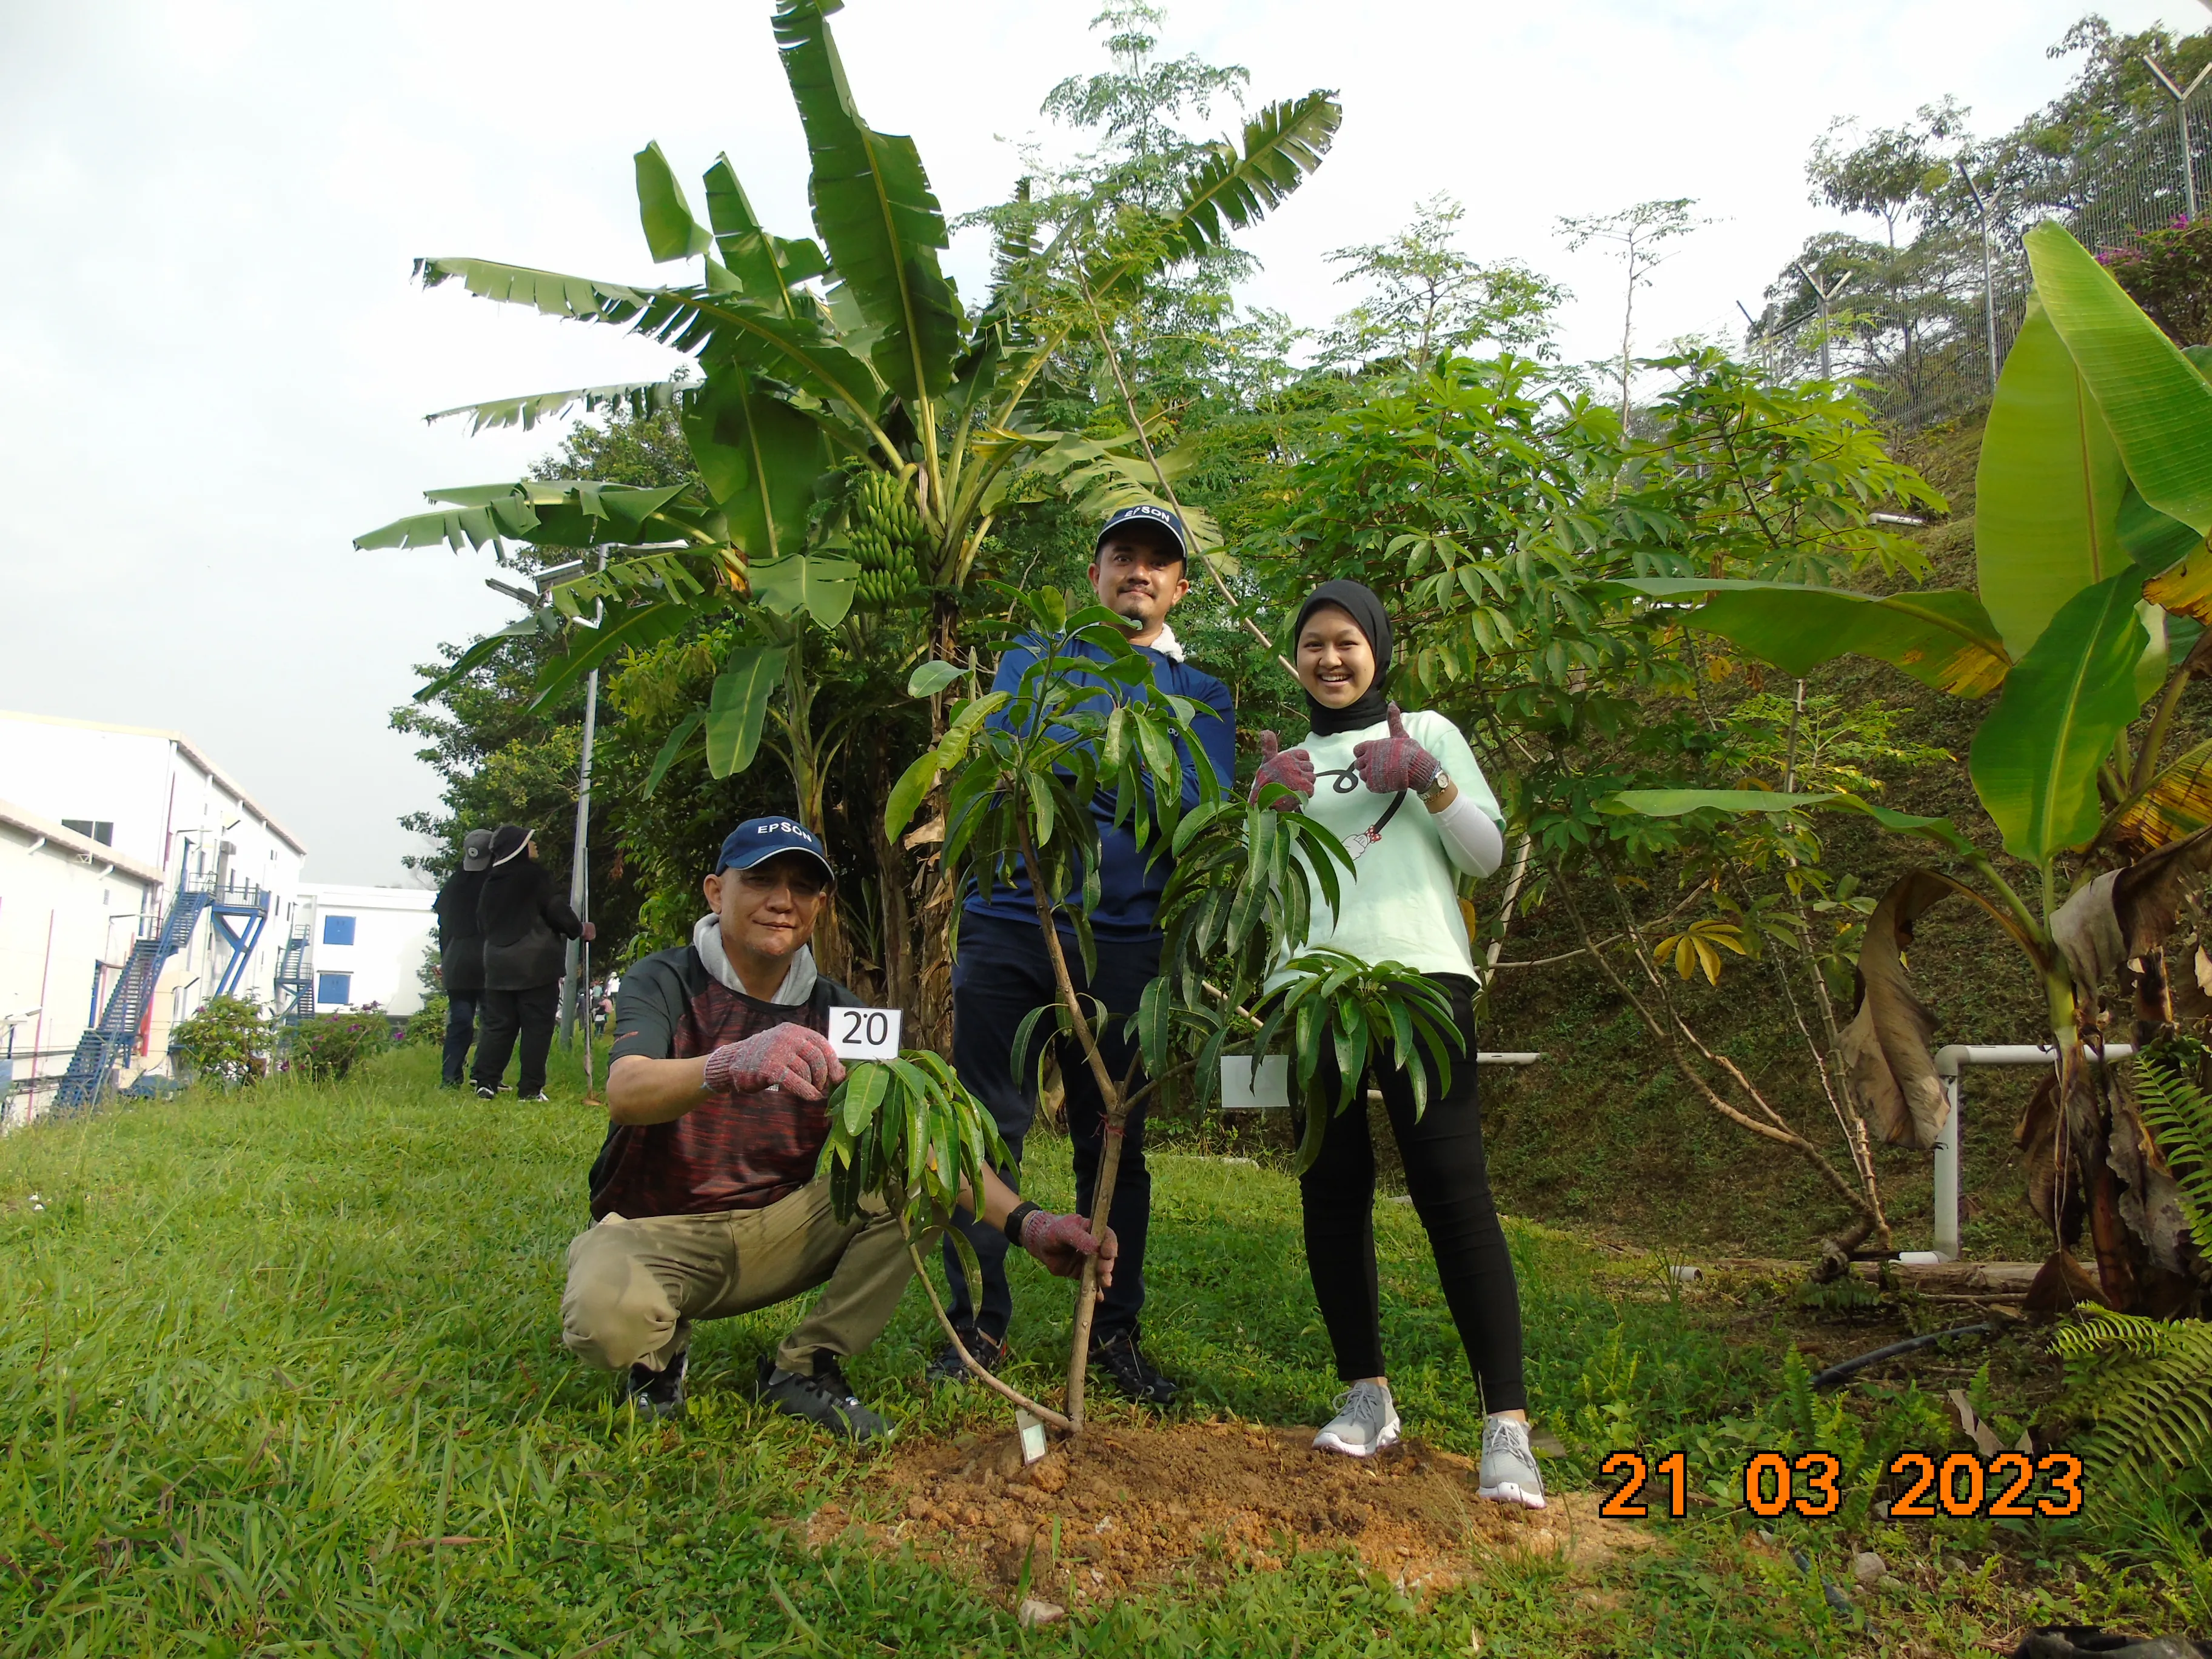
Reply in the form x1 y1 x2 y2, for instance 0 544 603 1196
2053 1310 2212 1478
2050 1057 2212 1484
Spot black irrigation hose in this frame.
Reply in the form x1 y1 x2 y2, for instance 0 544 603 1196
1809 1321 1999 1392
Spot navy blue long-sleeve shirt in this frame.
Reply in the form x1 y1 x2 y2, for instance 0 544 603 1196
961 633 1237 943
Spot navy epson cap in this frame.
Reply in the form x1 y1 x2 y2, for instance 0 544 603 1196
716 816 836 885
1096 503 1188 563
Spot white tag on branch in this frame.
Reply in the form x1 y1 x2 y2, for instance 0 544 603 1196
1016 1408 1049 1464
829 1007 903 1060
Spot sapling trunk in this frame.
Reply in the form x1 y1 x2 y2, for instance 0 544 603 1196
1017 823 1125 1434
899 1221 1072 1432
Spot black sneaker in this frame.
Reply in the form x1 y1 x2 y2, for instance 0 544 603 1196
753 1353 893 1443
925 1325 1006 1385
518 1091 551 1103
1090 1330 1178 1406
621 1350 687 1421
473 1084 497 1100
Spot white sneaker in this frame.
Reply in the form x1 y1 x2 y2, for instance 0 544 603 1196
1313 1379 1400 1457
1478 1415 1546 1508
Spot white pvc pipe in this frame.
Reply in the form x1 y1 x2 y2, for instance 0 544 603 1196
1924 1043 2133 1262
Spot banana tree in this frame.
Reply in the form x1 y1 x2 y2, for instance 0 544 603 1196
1604 222 2212 1315
358 0 1336 1019
358 0 1336 697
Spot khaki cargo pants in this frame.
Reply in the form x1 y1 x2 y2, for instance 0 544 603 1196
561 1176 925 1378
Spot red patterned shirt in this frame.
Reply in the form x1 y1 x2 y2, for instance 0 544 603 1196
592 945 859 1220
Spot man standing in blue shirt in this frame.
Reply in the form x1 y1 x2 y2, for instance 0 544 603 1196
931 504 1236 1405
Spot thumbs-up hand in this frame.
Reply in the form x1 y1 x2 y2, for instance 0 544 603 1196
1352 703 1441 795
1248 729 1316 810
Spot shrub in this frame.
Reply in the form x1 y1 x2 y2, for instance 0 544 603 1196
168 996 270 1088
403 996 449 1047
287 1007 390 1082
2099 215 2212 346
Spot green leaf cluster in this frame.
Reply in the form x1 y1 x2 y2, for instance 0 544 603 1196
885 586 1221 982
817 1050 1011 1292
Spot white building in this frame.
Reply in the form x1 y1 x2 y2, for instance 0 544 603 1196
0 802 166 1128
0 709 313 1116
295 883 437 1016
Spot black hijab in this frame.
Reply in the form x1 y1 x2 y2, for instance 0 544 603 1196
1293 580 1394 736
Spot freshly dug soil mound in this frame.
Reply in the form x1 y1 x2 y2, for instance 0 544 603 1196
804 1418 1651 1605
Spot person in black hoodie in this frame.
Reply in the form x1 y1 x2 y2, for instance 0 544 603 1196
472 825 592 1101
432 828 495 1088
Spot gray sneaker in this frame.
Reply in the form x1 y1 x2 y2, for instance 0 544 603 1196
1313 1380 1401 1457
1478 1415 1546 1508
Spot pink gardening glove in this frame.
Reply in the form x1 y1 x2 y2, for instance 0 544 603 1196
1248 730 1316 810
1019 1208 1118 1286
702 1024 846 1101
1352 703 1440 794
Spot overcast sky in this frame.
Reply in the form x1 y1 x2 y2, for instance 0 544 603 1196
2 0 2195 884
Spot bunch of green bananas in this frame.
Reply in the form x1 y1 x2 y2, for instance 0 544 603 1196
848 471 929 609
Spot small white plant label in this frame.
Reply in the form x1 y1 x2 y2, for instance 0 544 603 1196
1016 1408 1049 1464
830 1006 903 1060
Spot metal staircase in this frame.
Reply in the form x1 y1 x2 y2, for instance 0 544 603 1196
273 923 315 1025
50 867 217 1114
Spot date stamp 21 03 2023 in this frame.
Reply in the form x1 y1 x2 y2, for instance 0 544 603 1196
1597 1449 2087 1522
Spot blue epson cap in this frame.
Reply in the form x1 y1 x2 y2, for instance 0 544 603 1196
716 816 836 885
1096 503 1188 564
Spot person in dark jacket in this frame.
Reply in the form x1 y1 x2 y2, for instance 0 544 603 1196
932 504 1237 1406
472 825 592 1101
432 829 494 1088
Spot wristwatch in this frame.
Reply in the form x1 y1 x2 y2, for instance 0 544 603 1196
1420 769 1453 803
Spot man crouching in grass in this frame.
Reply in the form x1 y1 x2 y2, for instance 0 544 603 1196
563 816 1113 1441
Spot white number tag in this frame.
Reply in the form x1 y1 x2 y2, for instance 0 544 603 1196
830 1007 904 1060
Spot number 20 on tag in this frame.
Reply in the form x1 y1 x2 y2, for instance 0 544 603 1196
830 1007 903 1060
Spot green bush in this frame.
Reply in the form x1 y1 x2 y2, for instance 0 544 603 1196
403 996 449 1047
286 1008 390 1082
2099 216 2212 346
167 996 270 1088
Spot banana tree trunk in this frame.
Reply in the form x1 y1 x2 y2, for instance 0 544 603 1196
2048 970 2150 1310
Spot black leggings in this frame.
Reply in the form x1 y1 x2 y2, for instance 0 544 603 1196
1298 974 1526 1413
472 982 558 1096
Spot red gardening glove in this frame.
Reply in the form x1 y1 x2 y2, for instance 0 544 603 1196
1248 731 1316 810
702 1023 846 1101
1019 1208 1118 1287
1352 703 1440 794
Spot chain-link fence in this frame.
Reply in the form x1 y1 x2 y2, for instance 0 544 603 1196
1746 74 2212 434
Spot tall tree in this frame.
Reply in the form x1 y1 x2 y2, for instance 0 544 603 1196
1557 197 1709 420
1318 194 1564 375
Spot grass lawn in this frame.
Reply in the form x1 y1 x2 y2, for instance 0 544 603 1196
1 1044 2205 1657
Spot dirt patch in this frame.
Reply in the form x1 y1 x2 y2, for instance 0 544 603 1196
803 1418 1652 1606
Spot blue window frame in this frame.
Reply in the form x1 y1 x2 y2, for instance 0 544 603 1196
317 972 352 1006
321 915 356 947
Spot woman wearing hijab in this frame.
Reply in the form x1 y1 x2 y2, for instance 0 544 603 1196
1248 580 1540 1508
472 825 592 1102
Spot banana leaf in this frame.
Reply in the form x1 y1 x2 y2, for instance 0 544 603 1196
1604 578 2009 697
1969 568 2148 862
1974 301 2129 660
771 0 963 405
